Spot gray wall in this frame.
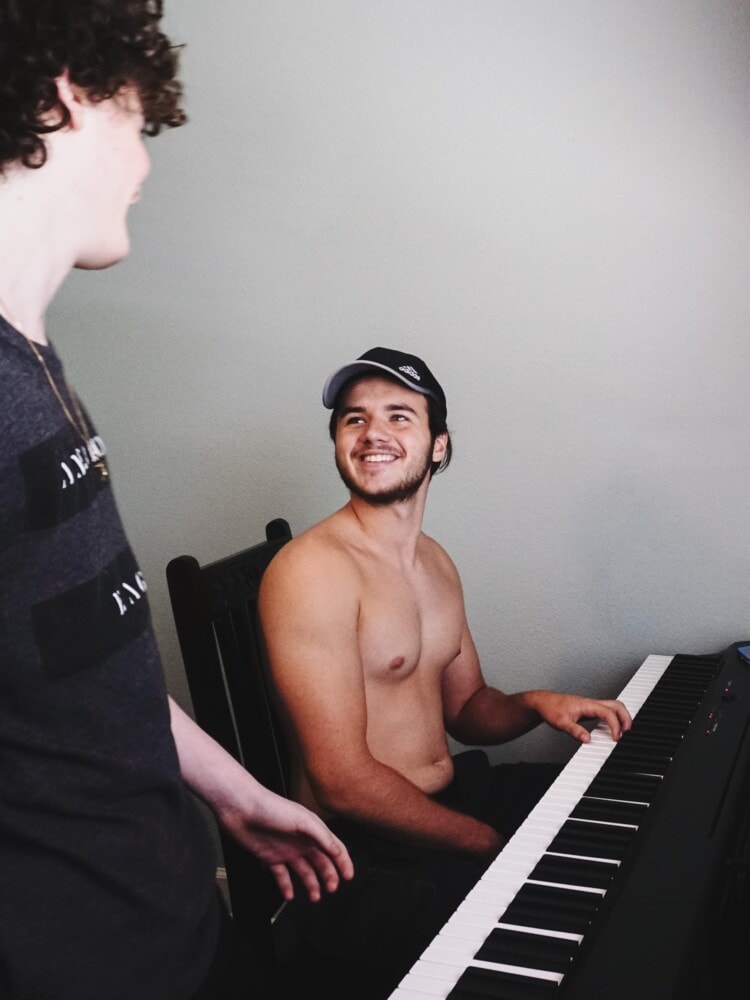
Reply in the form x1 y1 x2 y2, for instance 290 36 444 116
52 1 750 764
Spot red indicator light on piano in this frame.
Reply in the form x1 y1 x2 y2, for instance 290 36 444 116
705 709 720 735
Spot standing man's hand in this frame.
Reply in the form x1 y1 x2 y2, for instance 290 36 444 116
217 794 354 903
169 696 354 902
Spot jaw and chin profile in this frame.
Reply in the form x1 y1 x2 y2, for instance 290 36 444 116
335 444 434 507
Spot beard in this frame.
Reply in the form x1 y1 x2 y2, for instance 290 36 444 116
336 446 433 506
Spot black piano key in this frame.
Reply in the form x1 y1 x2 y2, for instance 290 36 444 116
603 747 674 773
643 695 703 714
626 714 692 736
637 698 706 721
657 657 717 677
570 796 647 825
641 686 707 704
634 693 701 711
529 853 618 890
547 818 636 859
585 770 662 802
597 762 665 782
476 926 578 974
648 672 709 690
616 743 682 763
628 723 679 742
501 883 601 934
448 965 561 999
653 669 716 691
474 927 579 974
650 683 701 696
617 729 683 749
626 721 686 738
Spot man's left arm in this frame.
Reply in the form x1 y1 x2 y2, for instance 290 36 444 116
168 697 353 902
442 626 632 746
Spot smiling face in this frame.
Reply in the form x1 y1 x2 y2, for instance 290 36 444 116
333 375 447 506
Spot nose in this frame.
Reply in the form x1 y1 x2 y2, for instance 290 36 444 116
361 416 391 443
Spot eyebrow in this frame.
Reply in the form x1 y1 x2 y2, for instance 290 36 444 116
339 402 420 418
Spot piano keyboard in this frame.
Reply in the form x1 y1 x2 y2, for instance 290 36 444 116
389 650 722 1000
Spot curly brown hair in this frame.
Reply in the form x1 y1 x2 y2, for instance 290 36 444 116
0 0 186 173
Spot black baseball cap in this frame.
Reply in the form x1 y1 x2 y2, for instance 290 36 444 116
322 347 447 419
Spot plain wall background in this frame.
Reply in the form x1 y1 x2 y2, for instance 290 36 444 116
51 1 750 765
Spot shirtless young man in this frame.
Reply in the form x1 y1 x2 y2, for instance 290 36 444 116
258 346 633 997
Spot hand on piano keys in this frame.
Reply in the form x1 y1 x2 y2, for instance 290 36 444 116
520 689 633 745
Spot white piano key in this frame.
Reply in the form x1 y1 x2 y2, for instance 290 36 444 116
526 878 607 895
443 896 512 921
420 936 481 962
584 794 651 806
569 817 639 829
437 914 499 941
470 878 602 900
434 909 497 934
400 957 467 988
545 850 623 865
390 989 446 1000
495 921 582 942
418 938 570 988
471 959 563 984
393 969 460 998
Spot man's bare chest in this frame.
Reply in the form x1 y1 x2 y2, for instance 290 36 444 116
355 571 463 682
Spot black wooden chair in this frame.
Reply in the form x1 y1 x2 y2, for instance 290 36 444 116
165 517 297 981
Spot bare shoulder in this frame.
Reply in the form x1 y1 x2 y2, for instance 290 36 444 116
261 512 360 592
418 531 462 584
259 512 362 635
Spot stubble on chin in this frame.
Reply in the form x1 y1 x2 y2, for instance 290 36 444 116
335 454 431 506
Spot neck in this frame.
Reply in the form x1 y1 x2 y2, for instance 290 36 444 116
0 159 78 344
344 486 430 560
0 293 47 344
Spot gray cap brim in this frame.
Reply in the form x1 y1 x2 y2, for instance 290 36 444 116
322 360 438 409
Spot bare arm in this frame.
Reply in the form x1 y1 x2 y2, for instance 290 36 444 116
168 696 353 902
258 544 502 863
442 623 632 746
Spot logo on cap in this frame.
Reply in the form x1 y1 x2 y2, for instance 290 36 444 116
321 346 446 420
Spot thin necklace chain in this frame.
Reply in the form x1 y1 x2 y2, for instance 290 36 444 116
25 336 109 480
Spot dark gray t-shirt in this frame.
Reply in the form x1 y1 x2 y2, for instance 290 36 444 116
0 316 218 999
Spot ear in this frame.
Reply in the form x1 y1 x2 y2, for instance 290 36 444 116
54 71 86 131
432 432 448 463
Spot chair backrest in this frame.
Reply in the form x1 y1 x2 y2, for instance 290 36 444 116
166 517 293 969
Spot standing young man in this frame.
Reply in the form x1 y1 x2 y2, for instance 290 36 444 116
259 346 632 998
0 3 352 998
